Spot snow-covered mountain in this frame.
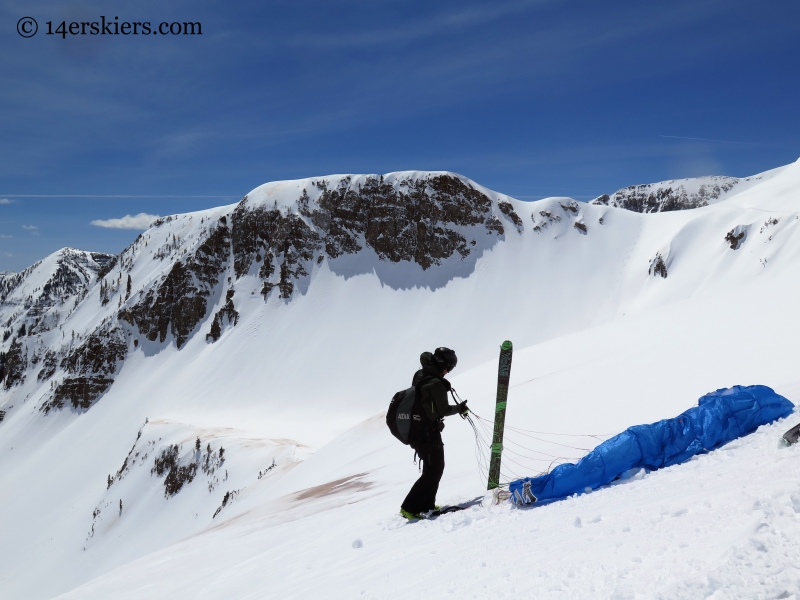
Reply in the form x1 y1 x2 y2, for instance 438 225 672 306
2 163 800 599
0 248 114 339
589 165 787 212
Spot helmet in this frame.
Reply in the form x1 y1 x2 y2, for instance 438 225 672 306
433 347 457 372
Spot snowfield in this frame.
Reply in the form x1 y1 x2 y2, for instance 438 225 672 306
2 162 800 599
54 414 800 600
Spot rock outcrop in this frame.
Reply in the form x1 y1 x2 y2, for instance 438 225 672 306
591 177 740 213
121 224 231 348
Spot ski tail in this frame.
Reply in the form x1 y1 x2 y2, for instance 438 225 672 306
783 422 800 445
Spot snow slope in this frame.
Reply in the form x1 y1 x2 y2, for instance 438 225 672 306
2 162 800 599
52 276 800 600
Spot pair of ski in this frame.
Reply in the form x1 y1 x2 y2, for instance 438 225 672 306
403 497 484 521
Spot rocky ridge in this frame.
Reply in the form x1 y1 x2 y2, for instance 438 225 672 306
0 172 527 415
590 176 742 212
1 167 778 423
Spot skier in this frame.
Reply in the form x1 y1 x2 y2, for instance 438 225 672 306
400 347 468 519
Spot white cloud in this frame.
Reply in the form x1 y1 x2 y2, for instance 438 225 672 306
22 225 38 230
0 234 12 238
0 198 13 204
90 213 161 230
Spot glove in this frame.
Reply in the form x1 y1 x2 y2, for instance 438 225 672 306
457 400 469 415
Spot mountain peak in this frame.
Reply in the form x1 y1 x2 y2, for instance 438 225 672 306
589 165 788 213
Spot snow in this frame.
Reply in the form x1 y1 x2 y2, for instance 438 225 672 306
53 417 800 600
2 161 800 599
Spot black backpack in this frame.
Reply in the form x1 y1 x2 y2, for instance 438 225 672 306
387 376 441 444
387 386 420 445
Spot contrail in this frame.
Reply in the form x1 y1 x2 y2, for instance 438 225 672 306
0 194 240 199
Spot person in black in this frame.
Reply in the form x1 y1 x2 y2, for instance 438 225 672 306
400 347 468 519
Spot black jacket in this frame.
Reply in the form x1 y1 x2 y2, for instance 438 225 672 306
413 352 461 423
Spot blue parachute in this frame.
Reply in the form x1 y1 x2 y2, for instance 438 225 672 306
509 385 794 505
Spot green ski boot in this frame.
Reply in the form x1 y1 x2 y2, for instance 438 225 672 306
399 508 421 520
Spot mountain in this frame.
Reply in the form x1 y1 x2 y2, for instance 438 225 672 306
1 162 800 599
0 247 114 338
589 165 787 212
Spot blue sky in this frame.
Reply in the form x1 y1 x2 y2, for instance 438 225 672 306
1 0 799 271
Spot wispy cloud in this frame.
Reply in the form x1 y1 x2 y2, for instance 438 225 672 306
289 0 546 49
2 252 12 257
22 225 40 236
0 198 12 204
660 135 767 146
0 234 12 238
91 213 161 230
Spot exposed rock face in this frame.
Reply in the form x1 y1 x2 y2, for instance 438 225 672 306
531 201 588 236
231 174 502 301
296 174 496 268
498 201 524 233
591 177 740 213
60 327 127 378
41 326 127 412
96 255 118 280
232 205 321 299
560 200 580 214
37 350 59 382
2 340 27 389
207 290 239 342
121 224 231 348
47 377 116 412
725 226 748 250
531 210 561 233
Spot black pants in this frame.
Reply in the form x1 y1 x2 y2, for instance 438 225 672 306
401 432 445 514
